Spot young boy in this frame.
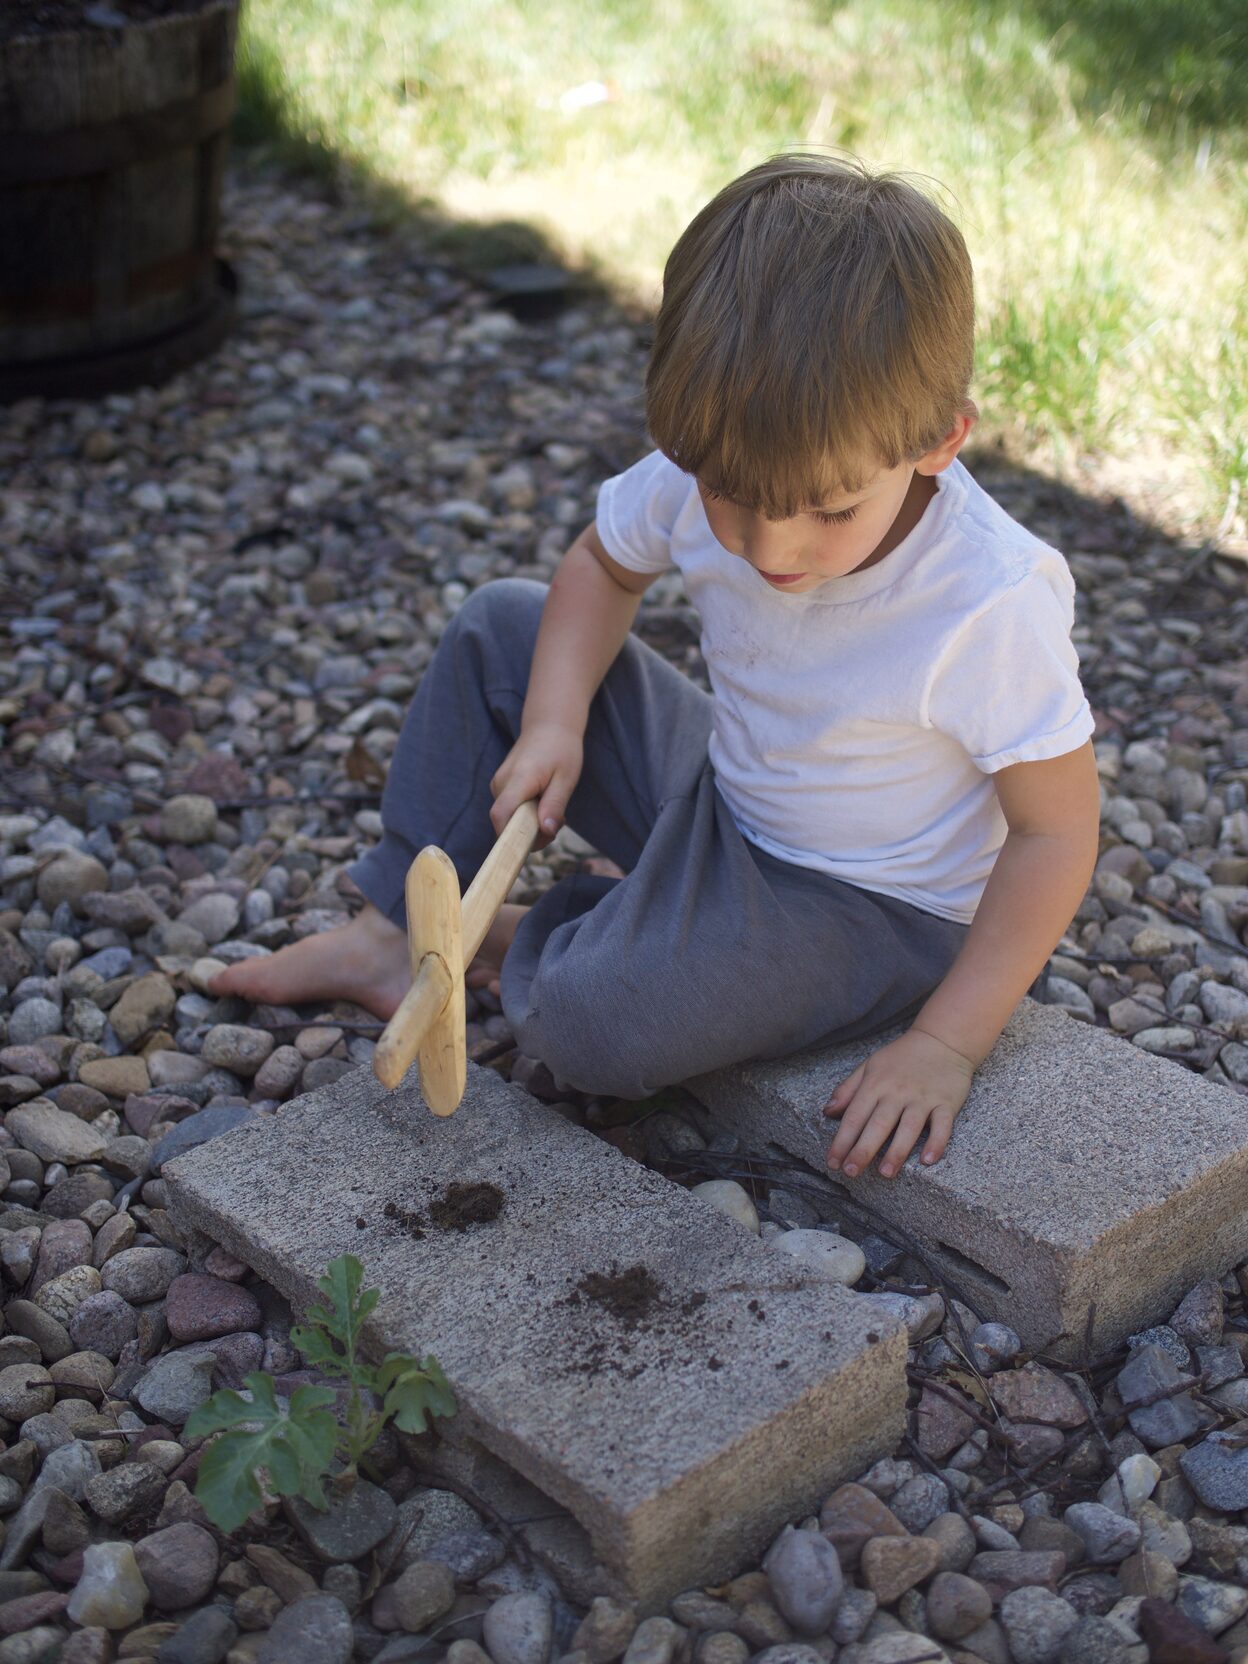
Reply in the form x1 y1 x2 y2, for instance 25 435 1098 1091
214 153 1101 1181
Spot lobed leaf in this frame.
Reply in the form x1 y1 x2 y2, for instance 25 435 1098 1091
376 1352 457 1435
187 1373 339 1534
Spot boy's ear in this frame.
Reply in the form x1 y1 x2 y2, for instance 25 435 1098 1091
917 401 978 475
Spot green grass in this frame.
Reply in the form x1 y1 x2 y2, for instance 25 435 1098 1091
231 0 1248 540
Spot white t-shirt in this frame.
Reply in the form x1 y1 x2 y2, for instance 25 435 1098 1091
596 450 1094 924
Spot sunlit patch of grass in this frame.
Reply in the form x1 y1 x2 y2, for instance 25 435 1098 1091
978 260 1139 458
230 0 1248 537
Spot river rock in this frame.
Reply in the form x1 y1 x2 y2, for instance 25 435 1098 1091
688 1180 759 1234
5 1102 106 1165
762 1523 843 1635
482 1591 553 1664
165 1273 261 1342
287 1478 397 1563
36 851 109 913
256 1592 353 1664
100 1246 186 1302
1179 1431 1248 1511
161 796 218 845
108 974 176 1046
998 1587 1078 1664
770 1230 865 1286
133 1348 216 1425
392 1558 457 1633
66 1541 148 1628
133 1522 219 1609
70 1291 139 1359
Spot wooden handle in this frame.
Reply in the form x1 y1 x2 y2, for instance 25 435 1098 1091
373 953 454 1089
461 800 541 962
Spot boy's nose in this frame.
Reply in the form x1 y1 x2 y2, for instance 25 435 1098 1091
741 527 798 573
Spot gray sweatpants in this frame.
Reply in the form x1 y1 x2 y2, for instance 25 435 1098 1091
349 578 969 1099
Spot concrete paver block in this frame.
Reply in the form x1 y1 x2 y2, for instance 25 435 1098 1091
164 1062 906 1609
688 999 1248 1360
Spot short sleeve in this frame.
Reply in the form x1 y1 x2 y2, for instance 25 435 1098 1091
595 449 692 574
926 565 1095 772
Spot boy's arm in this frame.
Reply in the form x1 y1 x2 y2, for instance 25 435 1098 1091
824 740 1101 1178
521 521 655 730
490 523 657 838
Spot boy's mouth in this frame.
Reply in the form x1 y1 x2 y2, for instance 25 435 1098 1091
760 572 805 587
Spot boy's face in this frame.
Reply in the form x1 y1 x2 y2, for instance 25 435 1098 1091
695 460 932 595
694 412 975 595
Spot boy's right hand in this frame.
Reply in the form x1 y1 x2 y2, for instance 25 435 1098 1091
490 722 584 847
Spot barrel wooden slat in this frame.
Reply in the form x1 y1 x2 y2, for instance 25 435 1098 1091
0 0 238 383
13 33 81 131
78 30 123 125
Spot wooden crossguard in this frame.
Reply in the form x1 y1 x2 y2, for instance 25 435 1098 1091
372 801 541 1111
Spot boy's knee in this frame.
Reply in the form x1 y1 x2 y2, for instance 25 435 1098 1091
452 576 547 639
513 962 678 1101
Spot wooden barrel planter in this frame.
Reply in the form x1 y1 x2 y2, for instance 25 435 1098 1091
0 0 240 401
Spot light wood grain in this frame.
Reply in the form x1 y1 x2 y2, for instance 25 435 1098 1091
372 953 452 1091
462 801 540 962
410 845 466 1116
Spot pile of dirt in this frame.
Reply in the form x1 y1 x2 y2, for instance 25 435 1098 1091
569 1264 664 1328
429 1181 504 1231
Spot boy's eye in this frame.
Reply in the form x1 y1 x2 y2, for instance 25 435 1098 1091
702 485 856 527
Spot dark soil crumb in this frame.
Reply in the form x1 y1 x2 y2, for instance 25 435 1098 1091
2 0 215 44
382 1199 425 1240
428 1181 503 1232
355 1216 367 1229
570 1263 664 1327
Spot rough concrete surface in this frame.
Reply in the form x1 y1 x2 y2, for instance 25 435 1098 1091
164 1062 907 1609
689 999 1248 1359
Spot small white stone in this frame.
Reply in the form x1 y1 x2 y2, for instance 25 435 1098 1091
771 1228 866 1286
66 1540 148 1628
689 1180 759 1234
1117 1452 1161 1509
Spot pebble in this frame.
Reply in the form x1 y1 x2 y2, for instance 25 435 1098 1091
1179 1430 1248 1510
165 1272 262 1341
925 1571 992 1641
770 1229 865 1285
763 1524 843 1635
1063 1503 1141 1564
4 1102 106 1165
84 1460 168 1523
155 1604 238 1662
1175 1573 1248 1634
572 1596 637 1662
688 1181 759 1234
160 796 219 846
622 1617 678 1664
133 1522 219 1609
1169 1279 1224 1346
287 1477 397 1563
256 1593 354 1664
998 1587 1078 1664
65 1541 149 1628
859 1534 942 1604
482 1591 554 1664
132 1348 216 1424
100 1246 187 1303
200 1022 275 1076
1117 1345 1205 1447
392 1559 458 1632
888 1473 950 1533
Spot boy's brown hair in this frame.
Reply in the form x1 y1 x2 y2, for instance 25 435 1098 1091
645 152 975 519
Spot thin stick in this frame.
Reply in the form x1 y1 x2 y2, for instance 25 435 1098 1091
462 802 540 962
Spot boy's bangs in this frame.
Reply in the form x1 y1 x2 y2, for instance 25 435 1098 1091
650 370 887 520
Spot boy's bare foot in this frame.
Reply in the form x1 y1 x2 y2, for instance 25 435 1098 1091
466 902 528 999
206 900 532 1014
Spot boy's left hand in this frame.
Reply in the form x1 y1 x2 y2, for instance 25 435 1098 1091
823 1029 976 1179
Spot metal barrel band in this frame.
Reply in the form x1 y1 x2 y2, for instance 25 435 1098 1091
0 78 237 185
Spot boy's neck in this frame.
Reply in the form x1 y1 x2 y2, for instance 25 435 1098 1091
853 469 939 574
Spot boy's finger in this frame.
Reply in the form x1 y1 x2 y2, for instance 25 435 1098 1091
823 1063 865 1117
878 1104 933 1179
920 1107 957 1166
840 1100 906 1177
537 783 570 839
827 1092 881 1168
